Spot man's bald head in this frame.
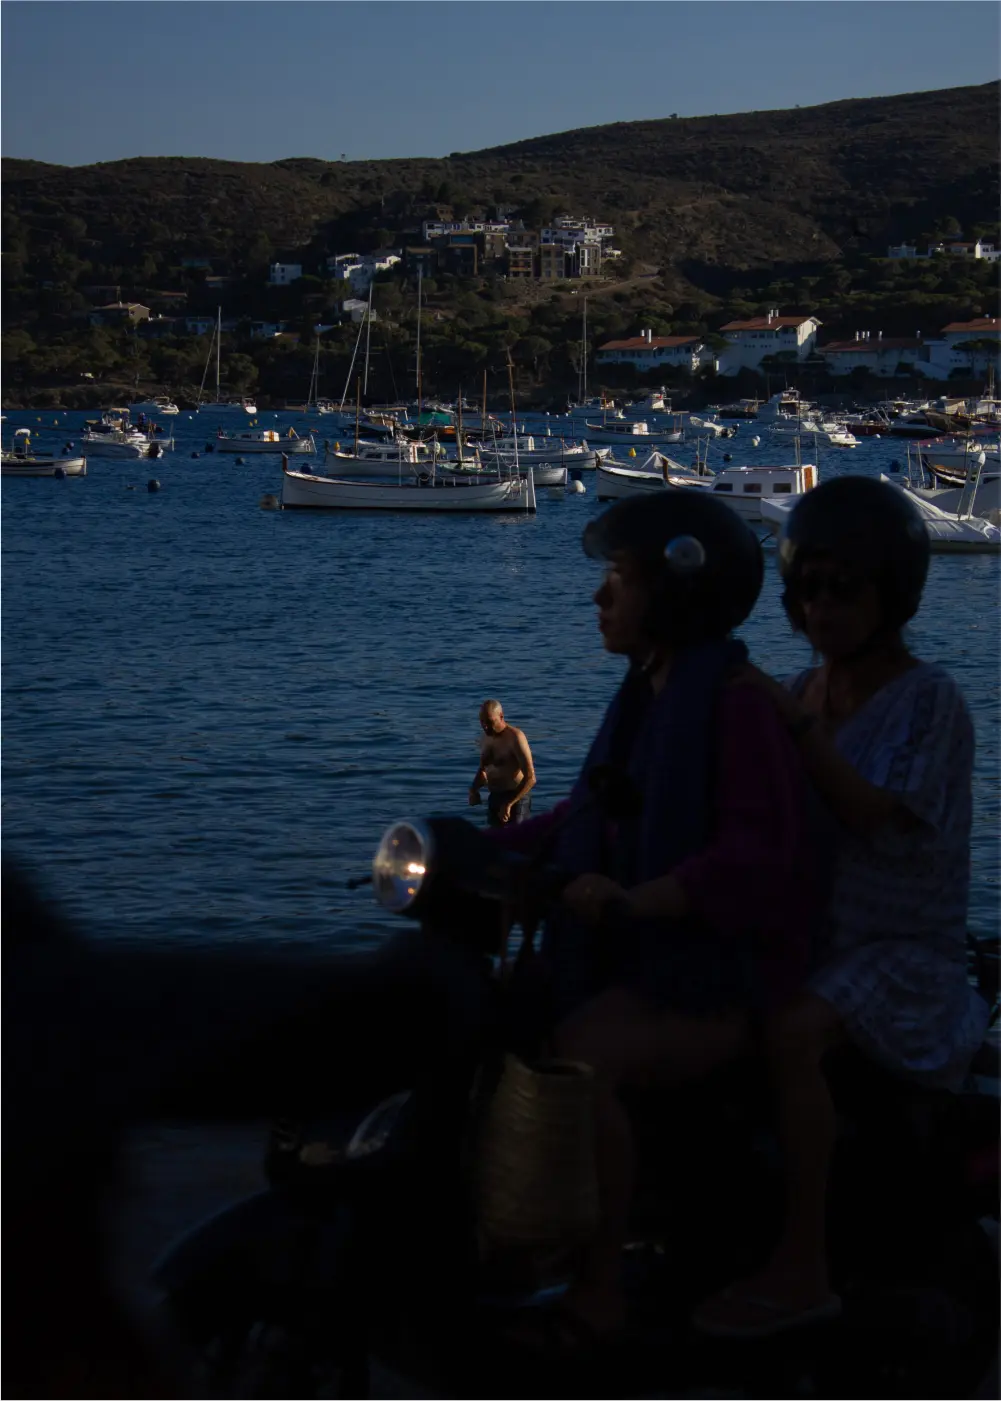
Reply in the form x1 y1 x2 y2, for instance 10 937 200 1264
479 699 505 734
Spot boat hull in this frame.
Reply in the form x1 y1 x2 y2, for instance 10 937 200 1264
216 435 315 454
80 438 163 459
281 465 536 512
2 456 87 477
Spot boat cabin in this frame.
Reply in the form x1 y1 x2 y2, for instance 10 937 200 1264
709 462 818 519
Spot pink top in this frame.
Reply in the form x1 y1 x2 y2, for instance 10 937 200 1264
490 683 818 1009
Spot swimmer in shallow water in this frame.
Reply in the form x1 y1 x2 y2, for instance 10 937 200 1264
468 699 536 825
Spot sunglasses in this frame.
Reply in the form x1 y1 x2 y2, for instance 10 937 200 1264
789 571 869 605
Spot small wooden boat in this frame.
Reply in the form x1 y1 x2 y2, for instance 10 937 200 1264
2 430 87 477
216 428 316 455
281 459 536 512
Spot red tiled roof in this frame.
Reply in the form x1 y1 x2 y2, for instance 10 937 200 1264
720 316 819 331
821 339 921 353
599 336 701 350
941 318 999 333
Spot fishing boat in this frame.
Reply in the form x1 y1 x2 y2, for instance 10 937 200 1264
280 458 536 512
472 434 601 469
196 309 258 416
215 427 316 455
2 428 87 477
917 437 1001 487
582 417 676 446
323 439 432 475
596 452 710 501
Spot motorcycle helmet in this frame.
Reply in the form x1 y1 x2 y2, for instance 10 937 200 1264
582 490 764 644
778 476 930 633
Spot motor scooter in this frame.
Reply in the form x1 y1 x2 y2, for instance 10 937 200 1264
154 813 1000 1399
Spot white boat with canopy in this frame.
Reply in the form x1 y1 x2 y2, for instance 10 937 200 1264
596 451 710 501
761 480 1000 554
281 459 536 512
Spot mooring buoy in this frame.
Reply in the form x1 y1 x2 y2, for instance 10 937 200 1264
259 494 280 510
147 478 161 493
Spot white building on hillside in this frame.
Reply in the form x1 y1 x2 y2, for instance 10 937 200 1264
716 311 821 376
922 317 1000 379
596 331 714 373
326 253 401 294
268 263 303 285
818 334 925 378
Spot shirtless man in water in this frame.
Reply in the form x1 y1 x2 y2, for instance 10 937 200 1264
468 700 536 825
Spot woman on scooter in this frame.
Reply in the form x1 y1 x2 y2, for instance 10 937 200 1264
694 475 991 1339
495 491 822 1354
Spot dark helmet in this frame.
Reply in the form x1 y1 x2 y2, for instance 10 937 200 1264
582 490 764 644
777 475 930 632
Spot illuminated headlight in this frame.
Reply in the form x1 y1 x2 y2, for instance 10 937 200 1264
372 819 435 913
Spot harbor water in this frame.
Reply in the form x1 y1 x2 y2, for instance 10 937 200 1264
3 409 999 950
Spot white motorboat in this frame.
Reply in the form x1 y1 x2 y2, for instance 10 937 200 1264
2 429 87 477
280 460 536 512
761 483 1000 553
902 475 1000 521
216 427 315 455
704 461 818 522
129 394 180 416
80 408 166 459
881 474 1001 551
687 414 735 440
629 388 670 414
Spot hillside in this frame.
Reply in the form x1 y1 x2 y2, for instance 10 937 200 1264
2 82 998 407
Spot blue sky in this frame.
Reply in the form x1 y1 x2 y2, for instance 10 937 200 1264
2 1 998 166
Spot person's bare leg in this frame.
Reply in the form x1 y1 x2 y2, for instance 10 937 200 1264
696 992 843 1330
553 989 749 1339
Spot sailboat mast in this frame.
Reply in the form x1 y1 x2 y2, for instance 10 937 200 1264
415 265 423 428
363 281 374 398
581 297 588 403
457 387 464 466
216 307 221 400
481 368 487 437
355 378 361 455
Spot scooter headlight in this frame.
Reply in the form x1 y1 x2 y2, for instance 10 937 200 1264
372 819 435 913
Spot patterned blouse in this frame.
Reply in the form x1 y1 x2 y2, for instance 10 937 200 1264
792 662 990 1087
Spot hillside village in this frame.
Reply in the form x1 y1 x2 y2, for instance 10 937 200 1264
3 81 999 407
84 211 1000 388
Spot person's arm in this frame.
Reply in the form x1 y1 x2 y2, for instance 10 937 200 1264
739 664 928 841
469 744 487 806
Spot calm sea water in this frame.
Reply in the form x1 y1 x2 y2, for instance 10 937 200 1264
3 409 998 949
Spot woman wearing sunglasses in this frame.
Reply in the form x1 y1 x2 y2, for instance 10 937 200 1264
695 474 991 1338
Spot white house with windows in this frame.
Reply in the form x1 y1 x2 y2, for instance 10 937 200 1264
716 311 821 376
326 253 401 294
268 262 303 286
818 333 925 378
596 331 714 373
944 240 999 261
922 317 1000 379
